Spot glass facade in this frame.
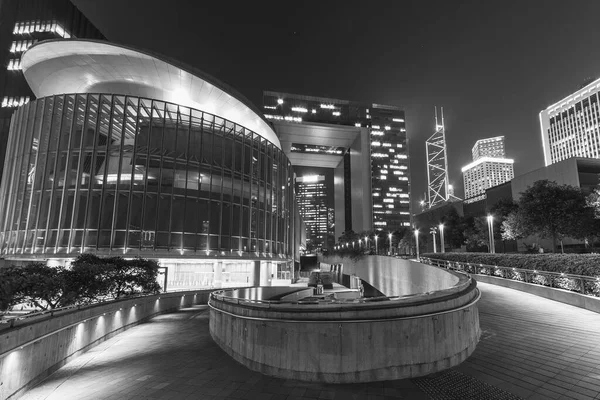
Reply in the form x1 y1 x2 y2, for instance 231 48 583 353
0 94 295 259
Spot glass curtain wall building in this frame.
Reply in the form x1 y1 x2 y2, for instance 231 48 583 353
0 0 105 181
295 175 327 250
0 40 298 288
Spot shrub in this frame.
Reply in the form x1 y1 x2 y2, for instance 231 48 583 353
422 252 600 277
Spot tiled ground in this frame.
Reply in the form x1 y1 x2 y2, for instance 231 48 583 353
19 282 600 400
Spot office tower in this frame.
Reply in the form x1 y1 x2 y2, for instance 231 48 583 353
539 78 600 166
296 175 328 250
263 91 410 236
0 0 105 179
472 136 506 160
462 136 514 202
0 40 300 288
426 108 449 208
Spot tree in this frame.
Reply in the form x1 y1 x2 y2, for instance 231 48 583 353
0 266 29 313
440 207 467 249
68 255 161 301
501 210 527 241
17 263 70 310
463 216 489 251
518 180 591 253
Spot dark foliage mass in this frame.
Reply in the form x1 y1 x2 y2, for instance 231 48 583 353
0 255 161 312
422 252 600 277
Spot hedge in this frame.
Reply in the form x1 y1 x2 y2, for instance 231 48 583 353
422 252 600 277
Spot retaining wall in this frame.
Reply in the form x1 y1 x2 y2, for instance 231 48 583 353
0 290 212 400
322 255 460 297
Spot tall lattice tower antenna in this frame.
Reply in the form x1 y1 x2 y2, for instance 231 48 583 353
426 107 449 208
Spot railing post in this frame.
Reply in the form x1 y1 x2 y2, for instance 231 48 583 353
580 278 586 295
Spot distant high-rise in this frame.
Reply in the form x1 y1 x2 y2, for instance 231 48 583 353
296 175 328 250
263 91 410 239
462 136 514 202
472 136 506 160
539 78 600 166
0 0 105 179
426 108 449 208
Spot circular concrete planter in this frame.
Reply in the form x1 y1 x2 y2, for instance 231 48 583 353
209 267 481 383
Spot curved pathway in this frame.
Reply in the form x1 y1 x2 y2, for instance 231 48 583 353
19 282 600 400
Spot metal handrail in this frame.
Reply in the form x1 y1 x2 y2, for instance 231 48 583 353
422 257 600 297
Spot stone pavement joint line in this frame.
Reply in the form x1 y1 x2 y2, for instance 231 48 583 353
17 283 600 400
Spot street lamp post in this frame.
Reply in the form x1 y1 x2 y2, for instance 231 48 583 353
439 223 445 253
431 227 437 253
487 215 495 253
388 233 393 255
414 229 420 261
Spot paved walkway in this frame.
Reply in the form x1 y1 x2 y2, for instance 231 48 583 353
19 282 600 400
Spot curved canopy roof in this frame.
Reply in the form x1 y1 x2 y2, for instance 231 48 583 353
22 40 281 149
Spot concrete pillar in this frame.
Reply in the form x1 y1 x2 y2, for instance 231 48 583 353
260 261 270 286
253 261 261 286
214 261 223 288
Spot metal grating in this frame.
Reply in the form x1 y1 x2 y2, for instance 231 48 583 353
412 370 523 400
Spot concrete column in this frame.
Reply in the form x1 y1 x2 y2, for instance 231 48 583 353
214 261 223 288
253 261 261 286
260 261 270 286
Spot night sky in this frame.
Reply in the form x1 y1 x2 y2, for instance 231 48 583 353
73 0 600 209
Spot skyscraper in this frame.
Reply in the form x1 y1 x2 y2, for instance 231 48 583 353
426 108 449 208
472 135 506 160
462 136 514 202
0 0 105 179
263 91 410 237
539 78 600 166
295 175 328 250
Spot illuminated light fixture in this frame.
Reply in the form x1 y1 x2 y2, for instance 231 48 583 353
371 130 384 136
103 173 144 183
461 157 514 172
332 111 341 116
392 118 405 122
298 175 321 183
311 109 317 113
264 105 276 109
385 126 391 131
277 99 284 104
291 107 308 113
355 123 361 127
320 104 335 109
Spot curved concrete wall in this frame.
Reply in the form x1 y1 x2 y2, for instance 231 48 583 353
323 255 460 297
209 267 480 383
0 290 212 400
